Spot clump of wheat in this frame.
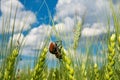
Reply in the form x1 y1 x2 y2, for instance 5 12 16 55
105 34 116 80
52 69 56 80
31 47 48 80
94 63 99 80
81 63 87 80
117 34 120 52
3 47 19 80
118 35 120 43
41 71 47 80
61 48 75 80
0 71 3 79
83 71 87 80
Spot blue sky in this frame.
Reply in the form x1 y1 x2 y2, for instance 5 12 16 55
20 0 58 26
0 0 120 68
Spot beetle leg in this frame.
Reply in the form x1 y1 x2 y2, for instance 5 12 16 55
55 52 62 59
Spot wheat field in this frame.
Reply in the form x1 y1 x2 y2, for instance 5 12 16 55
0 0 120 80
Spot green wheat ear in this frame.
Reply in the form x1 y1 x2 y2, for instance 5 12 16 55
61 48 76 80
41 70 47 80
73 21 82 50
105 34 116 80
81 63 87 80
3 46 19 80
31 47 48 80
94 63 99 80
52 69 56 80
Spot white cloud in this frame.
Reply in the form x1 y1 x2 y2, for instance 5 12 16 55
82 22 114 37
96 0 108 10
54 0 86 22
1 0 24 15
54 0 119 37
0 0 37 33
54 0 98 38
52 17 76 45
55 17 75 33
25 25 51 47
82 23 106 36
22 25 51 56
55 0 108 23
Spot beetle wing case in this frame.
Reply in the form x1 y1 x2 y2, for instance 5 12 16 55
49 42 57 54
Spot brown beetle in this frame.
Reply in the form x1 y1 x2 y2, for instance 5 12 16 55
49 41 62 59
